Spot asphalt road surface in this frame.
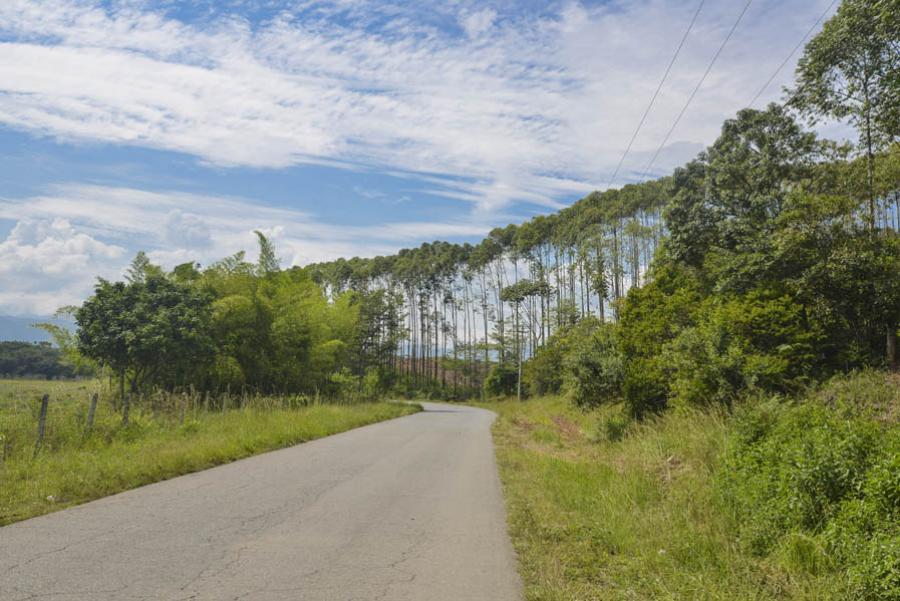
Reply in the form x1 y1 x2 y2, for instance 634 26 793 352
0 403 522 600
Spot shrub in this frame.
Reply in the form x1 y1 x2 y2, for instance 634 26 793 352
522 330 569 396
719 373 900 599
563 320 623 409
622 357 667 418
849 534 900 601
662 324 744 409
484 362 518 397
722 398 879 554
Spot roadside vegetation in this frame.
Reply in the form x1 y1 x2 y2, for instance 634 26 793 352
477 4 899 598
488 371 900 600
0 0 895 594
0 378 418 525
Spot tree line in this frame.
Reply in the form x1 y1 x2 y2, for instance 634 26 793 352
0 342 78 379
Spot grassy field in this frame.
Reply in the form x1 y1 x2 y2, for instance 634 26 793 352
0 379 419 525
485 373 900 600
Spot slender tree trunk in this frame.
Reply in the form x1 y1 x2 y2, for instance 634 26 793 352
864 81 876 231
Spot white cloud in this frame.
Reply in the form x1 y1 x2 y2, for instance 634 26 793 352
0 0 841 211
164 209 213 248
460 9 497 38
0 182 501 313
0 218 126 314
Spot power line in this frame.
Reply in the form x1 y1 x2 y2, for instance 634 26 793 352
638 0 754 182
606 0 706 189
747 0 838 108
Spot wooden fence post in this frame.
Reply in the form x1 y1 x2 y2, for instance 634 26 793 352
85 392 98 436
122 393 131 426
34 393 50 458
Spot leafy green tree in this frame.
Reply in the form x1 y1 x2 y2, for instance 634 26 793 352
254 230 281 276
666 105 820 286
125 251 164 283
76 261 214 418
790 0 900 225
75 279 132 405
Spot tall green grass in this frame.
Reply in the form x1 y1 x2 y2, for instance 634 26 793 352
486 371 900 600
0 379 419 525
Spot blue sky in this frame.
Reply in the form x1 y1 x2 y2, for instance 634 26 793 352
0 0 840 315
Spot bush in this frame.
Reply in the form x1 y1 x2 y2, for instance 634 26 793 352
622 357 667 418
484 362 518 397
663 324 744 409
662 291 825 409
723 398 879 554
563 320 623 409
719 373 900 599
522 330 569 396
849 534 900 601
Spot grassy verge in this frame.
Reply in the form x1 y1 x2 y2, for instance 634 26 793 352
484 372 900 600
0 379 419 525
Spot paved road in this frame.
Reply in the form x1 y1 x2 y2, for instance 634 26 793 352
0 403 521 600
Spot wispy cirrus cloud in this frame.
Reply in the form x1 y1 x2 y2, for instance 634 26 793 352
0 0 838 212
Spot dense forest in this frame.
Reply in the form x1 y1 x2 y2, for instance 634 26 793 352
64 0 897 416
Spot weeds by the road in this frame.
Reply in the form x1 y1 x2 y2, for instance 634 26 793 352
0 379 419 525
486 372 900 600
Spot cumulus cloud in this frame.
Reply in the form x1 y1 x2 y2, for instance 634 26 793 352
0 218 126 314
0 0 839 211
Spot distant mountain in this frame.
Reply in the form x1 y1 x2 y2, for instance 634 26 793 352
0 315 74 343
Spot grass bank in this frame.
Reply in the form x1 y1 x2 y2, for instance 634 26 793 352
485 371 900 600
0 379 419 525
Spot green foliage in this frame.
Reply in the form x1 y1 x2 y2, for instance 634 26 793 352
76 272 215 393
254 230 281 276
618 258 703 415
662 291 824 409
484 362 518 397
563 318 623 409
0 342 76 379
791 0 899 151
522 329 570 397
72 234 405 403
849 534 900 601
666 105 820 275
663 324 744 409
621 357 667 418
723 400 878 553
720 372 900 600
488 371 900 600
